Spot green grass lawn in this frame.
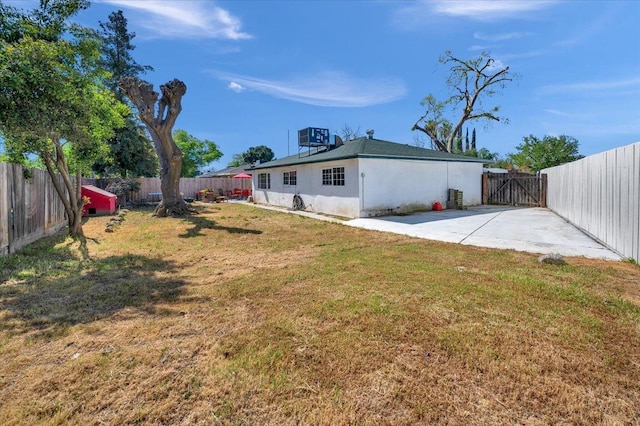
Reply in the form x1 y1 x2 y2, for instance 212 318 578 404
1 203 638 425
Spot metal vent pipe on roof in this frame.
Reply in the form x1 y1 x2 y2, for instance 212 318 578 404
366 129 374 139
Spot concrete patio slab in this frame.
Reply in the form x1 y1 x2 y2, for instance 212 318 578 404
249 203 620 260
346 206 621 260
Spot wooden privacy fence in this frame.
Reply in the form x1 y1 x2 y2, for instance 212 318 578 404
482 172 547 207
542 142 640 263
0 166 254 255
0 163 67 255
83 177 252 202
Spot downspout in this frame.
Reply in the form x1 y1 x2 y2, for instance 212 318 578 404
360 172 365 216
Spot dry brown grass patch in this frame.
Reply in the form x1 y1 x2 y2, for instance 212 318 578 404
0 203 638 425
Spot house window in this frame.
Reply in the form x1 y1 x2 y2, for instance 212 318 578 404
322 168 332 185
283 171 297 186
258 173 270 189
332 167 345 186
322 167 345 186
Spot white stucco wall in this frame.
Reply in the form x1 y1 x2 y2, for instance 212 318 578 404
251 158 360 217
251 157 483 218
358 158 483 217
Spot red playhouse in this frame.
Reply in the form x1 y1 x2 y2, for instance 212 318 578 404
82 185 117 216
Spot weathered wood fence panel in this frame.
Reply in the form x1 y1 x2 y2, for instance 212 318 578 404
482 172 547 207
0 163 67 255
84 177 252 201
0 163 10 254
543 142 640 263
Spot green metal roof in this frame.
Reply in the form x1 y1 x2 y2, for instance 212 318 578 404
250 137 487 170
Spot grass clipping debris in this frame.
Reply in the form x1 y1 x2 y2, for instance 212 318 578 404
1 203 638 425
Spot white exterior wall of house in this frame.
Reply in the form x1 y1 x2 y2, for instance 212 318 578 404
251 158 360 217
252 157 483 218
358 158 483 217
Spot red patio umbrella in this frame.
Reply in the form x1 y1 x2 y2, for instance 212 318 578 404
233 173 252 197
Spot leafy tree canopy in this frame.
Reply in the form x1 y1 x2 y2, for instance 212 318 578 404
93 9 157 178
0 0 126 236
98 9 153 96
462 147 500 161
509 135 582 172
227 153 246 167
227 146 275 167
173 129 223 177
92 114 158 178
242 145 274 165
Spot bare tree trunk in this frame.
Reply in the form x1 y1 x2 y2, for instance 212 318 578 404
41 136 85 238
148 126 187 217
119 77 190 217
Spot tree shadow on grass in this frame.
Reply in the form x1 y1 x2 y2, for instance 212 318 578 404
0 240 193 339
178 215 262 238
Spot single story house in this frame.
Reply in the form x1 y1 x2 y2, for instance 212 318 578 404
249 136 486 218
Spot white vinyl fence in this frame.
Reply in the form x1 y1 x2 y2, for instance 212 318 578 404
542 142 640 262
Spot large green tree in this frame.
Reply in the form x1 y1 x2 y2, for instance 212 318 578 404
93 9 157 178
0 0 125 237
98 10 153 94
242 145 275 165
91 115 158 178
412 51 515 153
509 135 582 172
227 145 275 167
173 130 222 177
227 153 246 167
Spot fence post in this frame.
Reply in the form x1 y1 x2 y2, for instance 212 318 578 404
8 164 16 254
540 174 547 208
482 174 488 205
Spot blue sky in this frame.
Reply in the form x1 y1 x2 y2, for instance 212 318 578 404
8 0 640 169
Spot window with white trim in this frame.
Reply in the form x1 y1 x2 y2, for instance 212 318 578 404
257 173 270 189
332 167 345 186
283 170 297 186
321 167 345 186
322 168 332 185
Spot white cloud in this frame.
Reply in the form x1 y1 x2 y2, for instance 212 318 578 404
228 82 245 92
469 44 498 52
473 32 532 42
431 0 557 20
554 13 611 48
214 71 407 107
97 0 252 40
539 77 640 95
394 0 557 27
544 109 593 119
487 59 507 72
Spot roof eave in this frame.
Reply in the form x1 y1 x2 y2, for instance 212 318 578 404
251 153 487 169
356 154 488 163
249 154 359 170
